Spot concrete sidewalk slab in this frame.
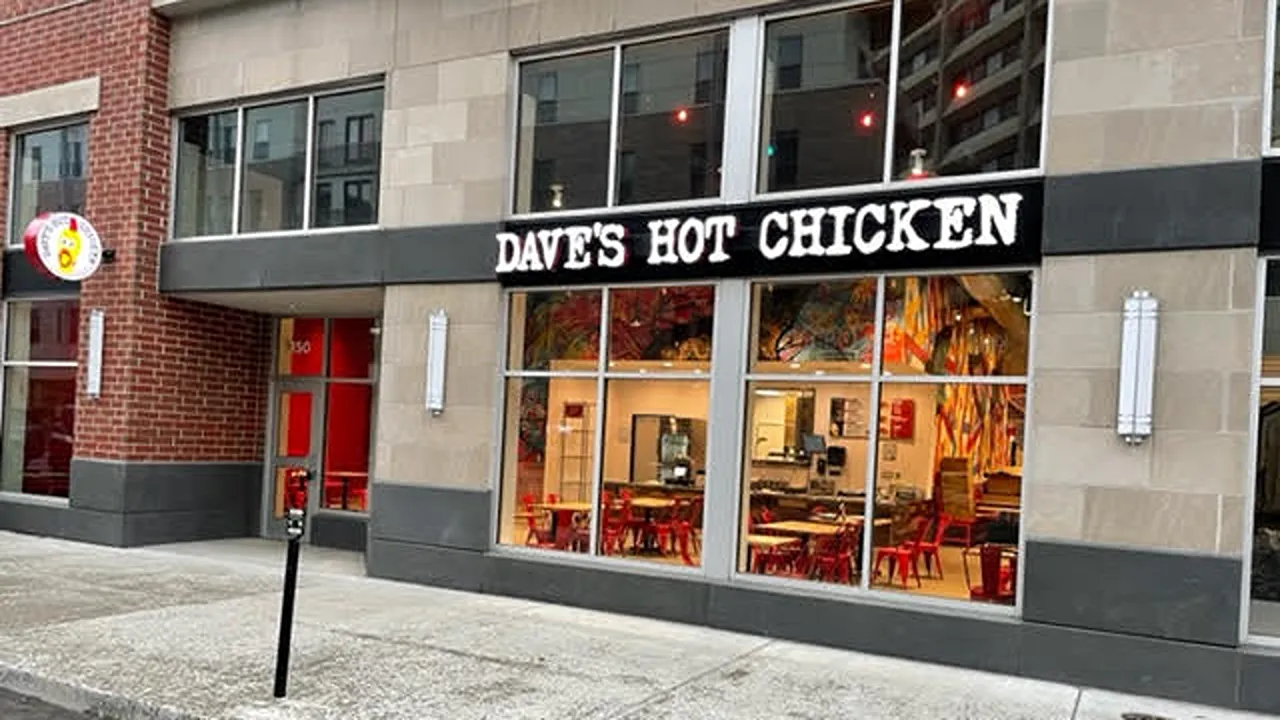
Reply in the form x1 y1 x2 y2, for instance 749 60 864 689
0 532 1271 719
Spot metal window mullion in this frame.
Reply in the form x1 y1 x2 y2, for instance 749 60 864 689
605 46 623 208
585 289 611 555
1011 266 1040 613
301 96 317 230
703 279 749 581
881 0 904 183
721 16 763 203
231 107 245 235
859 275 888 590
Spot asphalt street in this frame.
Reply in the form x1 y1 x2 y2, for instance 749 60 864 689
0 689 84 719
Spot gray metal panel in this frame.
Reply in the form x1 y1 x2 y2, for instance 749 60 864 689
69 459 260 515
1044 160 1260 255
159 224 499 293
0 499 124 546
707 584 1022 675
1 249 80 298
363 536 1269 713
311 513 368 552
120 508 253 546
368 482 491 552
1241 646 1280 713
1022 539 1242 646
366 538 486 592
1019 623 1240 708
488 554 712 625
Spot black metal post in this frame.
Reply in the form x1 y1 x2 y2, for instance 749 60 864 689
273 535 302 698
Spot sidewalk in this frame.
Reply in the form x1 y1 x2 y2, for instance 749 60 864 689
0 531 1267 720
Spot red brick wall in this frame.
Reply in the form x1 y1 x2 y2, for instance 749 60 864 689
0 0 271 463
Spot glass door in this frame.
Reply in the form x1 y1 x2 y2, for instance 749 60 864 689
264 379 324 541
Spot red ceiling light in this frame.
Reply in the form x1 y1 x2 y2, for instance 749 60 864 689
954 82 969 99
674 108 690 123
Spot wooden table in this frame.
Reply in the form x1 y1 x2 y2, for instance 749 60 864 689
535 502 592 548
755 520 843 536
629 497 675 510
745 533 801 571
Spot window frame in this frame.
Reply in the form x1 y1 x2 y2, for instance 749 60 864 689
0 296 81 504
167 81 385 242
506 1 1052 220
491 266 1039 616
1243 257 1280 643
6 117 92 249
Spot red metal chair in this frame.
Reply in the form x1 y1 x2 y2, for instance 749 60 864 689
908 514 952 579
812 524 860 584
520 493 554 548
873 515 931 588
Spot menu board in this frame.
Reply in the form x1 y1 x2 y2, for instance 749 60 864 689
878 399 915 440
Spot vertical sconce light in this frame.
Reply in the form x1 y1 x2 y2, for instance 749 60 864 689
86 309 105 398
425 309 448 416
1116 290 1159 445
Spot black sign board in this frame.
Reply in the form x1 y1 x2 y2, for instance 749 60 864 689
496 178 1043 286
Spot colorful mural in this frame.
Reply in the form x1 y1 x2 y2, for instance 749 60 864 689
609 286 715 362
883 275 1021 375
931 383 1025 481
518 290 602 370
756 280 877 364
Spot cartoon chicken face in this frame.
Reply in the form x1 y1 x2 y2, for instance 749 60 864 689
57 217 83 273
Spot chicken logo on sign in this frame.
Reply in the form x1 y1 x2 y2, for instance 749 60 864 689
22 212 105 282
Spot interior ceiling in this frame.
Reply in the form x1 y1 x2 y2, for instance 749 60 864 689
175 287 385 317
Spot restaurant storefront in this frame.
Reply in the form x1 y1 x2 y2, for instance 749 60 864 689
494 180 1041 610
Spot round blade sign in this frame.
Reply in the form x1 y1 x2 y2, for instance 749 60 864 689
22 212 105 282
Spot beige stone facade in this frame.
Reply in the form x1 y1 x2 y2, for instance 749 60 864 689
374 283 501 490
1048 0 1266 171
164 0 1270 559
1026 249 1257 555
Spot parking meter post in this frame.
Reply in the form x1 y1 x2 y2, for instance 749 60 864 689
273 468 308 699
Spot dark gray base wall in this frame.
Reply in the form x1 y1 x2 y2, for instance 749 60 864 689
311 512 367 552
0 459 262 547
366 483 1270 714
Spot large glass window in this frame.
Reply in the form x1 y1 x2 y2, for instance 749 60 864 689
1253 264 1280 633
514 30 729 213
616 32 728 205
759 6 893 192
174 112 237 238
891 0 1047 180
0 300 79 498
241 101 308 233
173 87 383 238
9 124 88 246
498 286 714 567
513 5 1047 213
740 272 1029 606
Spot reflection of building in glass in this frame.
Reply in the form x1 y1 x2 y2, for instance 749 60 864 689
893 0 1048 178
516 34 729 213
313 91 382 228
11 125 87 242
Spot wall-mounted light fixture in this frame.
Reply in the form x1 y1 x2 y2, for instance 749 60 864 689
425 310 448 417
1117 290 1159 445
86 309 105 398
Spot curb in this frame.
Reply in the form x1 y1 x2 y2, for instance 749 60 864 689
0 663 208 720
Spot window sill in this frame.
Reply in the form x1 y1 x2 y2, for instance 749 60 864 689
0 491 70 508
168 224 382 243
